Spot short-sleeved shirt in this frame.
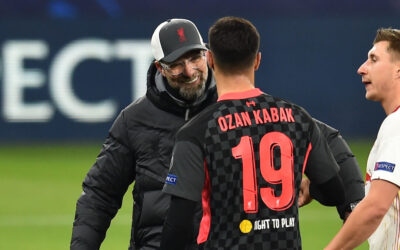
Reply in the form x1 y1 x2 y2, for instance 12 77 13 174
365 108 400 250
163 88 340 250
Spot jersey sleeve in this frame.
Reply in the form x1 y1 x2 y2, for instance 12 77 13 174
371 136 400 187
304 119 340 184
371 113 400 187
163 137 206 202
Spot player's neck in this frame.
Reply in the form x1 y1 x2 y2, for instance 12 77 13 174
381 83 400 115
214 68 255 97
216 75 255 97
382 101 400 115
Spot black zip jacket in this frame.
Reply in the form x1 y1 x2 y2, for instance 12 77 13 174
71 62 217 250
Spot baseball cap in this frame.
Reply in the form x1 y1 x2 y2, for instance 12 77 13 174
151 18 207 63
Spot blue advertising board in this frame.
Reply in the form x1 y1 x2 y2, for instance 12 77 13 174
0 20 156 140
0 5 398 141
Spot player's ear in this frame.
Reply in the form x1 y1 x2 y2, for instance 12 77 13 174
206 51 214 70
155 61 166 76
396 64 400 79
254 52 261 71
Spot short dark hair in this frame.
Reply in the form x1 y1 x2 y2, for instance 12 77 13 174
208 16 260 73
373 28 400 60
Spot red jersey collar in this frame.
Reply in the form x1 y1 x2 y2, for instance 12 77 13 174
217 88 263 102
393 105 400 113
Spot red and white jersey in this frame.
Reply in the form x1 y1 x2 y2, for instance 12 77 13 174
365 108 400 250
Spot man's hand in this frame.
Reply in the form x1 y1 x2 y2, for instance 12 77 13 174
298 177 313 207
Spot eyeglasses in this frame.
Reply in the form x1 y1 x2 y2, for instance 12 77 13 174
160 51 206 76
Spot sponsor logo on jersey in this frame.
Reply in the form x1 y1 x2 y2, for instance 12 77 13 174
166 174 178 185
253 217 295 231
239 219 253 234
374 161 396 173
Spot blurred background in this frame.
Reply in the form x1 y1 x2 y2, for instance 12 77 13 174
0 1 398 249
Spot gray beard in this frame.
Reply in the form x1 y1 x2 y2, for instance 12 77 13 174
179 81 206 101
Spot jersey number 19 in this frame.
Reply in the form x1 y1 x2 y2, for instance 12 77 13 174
232 132 295 213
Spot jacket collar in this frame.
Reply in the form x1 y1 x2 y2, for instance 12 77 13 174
146 61 217 119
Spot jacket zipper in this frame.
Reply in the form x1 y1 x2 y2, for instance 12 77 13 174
185 109 190 121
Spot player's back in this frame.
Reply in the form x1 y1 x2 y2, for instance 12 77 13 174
184 89 335 250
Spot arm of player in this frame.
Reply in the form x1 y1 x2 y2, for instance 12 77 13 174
161 127 206 249
325 179 399 250
160 195 197 250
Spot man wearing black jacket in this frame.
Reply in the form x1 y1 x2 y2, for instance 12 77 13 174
71 19 216 250
71 18 364 250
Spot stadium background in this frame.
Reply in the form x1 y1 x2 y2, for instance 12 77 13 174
1 1 398 249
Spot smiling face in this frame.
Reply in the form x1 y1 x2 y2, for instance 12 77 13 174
357 41 399 103
157 50 208 101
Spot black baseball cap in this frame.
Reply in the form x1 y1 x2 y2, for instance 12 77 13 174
151 19 207 63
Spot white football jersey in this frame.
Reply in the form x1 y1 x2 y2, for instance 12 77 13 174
365 108 400 250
